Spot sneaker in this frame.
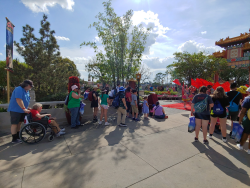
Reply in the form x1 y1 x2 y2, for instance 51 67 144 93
71 126 79 129
132 118 135 120
203 140 209 144
60 128 65 132
11 139 22 144
194 137 198 142
222 138 227 143
105 122 110 126
248 149 250 155
98 121 102 125
119 123 127 127
207 134 212 139
236 144 243 150
134 118 140 121
56 132 61 137
59 131 65 135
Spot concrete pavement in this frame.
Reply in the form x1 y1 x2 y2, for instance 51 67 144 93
0 100 249 188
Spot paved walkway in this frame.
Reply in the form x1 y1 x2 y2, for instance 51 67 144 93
0 101 250 188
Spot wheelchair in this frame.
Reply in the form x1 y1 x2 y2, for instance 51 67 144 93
19 113 59 144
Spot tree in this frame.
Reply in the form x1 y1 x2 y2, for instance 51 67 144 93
153 73 166 84
14 14 79 100
167 51 228 84
219 67 249 85
138 63 152 83
81 0 150 86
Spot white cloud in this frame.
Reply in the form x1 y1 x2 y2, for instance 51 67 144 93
178 40 223 54
142 56 175 69
55 36 70 41
21 0 75 13
201 31 207 35
4 44 6 48
95 36 100 42
132 10 171 56
0 53 2 56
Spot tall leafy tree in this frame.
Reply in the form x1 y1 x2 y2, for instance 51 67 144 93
153 73 166 84
167 51 228 84
14 14 79 100
81 0 150 86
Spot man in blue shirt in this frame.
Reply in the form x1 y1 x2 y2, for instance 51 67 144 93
8 80 33 143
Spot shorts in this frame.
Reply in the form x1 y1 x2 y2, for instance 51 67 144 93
228 111 239 121
155 114 165 119
109 96 114 100
131 105 138 114
101 105 109 110
194 112 210 121
10 111 26 124
91 100 98 108
126 101 131 113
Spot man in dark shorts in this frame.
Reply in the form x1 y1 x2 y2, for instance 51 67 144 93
226 83 242 136
7 80 33 143
91 85 99 122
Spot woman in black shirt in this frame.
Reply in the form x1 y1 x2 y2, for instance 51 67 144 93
209 86 230 142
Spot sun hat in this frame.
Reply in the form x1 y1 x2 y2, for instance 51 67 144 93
71 85 78 90
93 85 98 89
119 86 125 92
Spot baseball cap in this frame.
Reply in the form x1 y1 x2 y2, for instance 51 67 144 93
119 86 125 92
24 80 34 87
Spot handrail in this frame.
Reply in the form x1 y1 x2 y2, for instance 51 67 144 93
0 101 65 109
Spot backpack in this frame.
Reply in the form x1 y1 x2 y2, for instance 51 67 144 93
194 96 208 113
88 91 93 101
213 100 224 115
228 92 240 112
112 93 120 108
65 94 70 105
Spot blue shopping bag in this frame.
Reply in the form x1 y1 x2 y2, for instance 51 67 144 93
80 102 86 115
188 116 196 133
235 125 244 143
231 121 240 139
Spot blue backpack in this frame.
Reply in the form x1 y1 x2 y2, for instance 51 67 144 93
228 92 240 112
112 93 120 108
213 100 224 115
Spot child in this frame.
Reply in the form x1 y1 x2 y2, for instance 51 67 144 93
142 96 149 119
131 90 140 121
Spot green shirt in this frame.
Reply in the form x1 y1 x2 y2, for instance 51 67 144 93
100 94 109 105
68 91 81 108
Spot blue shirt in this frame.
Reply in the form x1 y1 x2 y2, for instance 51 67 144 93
8 86 30 113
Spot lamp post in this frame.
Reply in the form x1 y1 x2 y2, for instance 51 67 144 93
136 73 141 107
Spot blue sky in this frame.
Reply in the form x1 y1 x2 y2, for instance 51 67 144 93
0 0 250 81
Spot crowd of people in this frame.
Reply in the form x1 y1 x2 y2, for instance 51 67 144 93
190 83 250 154
6 79 250 154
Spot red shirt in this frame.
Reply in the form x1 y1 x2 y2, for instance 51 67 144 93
126 92 132 102
30 109 51 123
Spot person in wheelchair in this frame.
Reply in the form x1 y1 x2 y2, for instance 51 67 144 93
30 103 65 137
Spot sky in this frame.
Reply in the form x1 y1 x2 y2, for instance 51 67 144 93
0 0 250 82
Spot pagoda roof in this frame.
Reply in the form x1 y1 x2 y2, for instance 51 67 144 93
215 32 250 48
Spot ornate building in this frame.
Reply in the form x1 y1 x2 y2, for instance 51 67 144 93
213 30 250 83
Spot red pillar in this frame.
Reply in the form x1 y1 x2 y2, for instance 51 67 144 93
249 68 250 86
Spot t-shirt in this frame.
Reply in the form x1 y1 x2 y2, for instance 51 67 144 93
192 94 213 115
100 94 109 105
8 86 30 113
211 96 230 117
92 91 99 102
30 109 51 124
150 87 153 91
226 91 242 105
126 92 132 102
109 90 115 97
68 91 81 108
131 94 137 105
119 92 126 109
154 105 163 116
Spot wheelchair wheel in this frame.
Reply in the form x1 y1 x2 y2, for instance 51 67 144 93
20 122 46 144
48 135 54 142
